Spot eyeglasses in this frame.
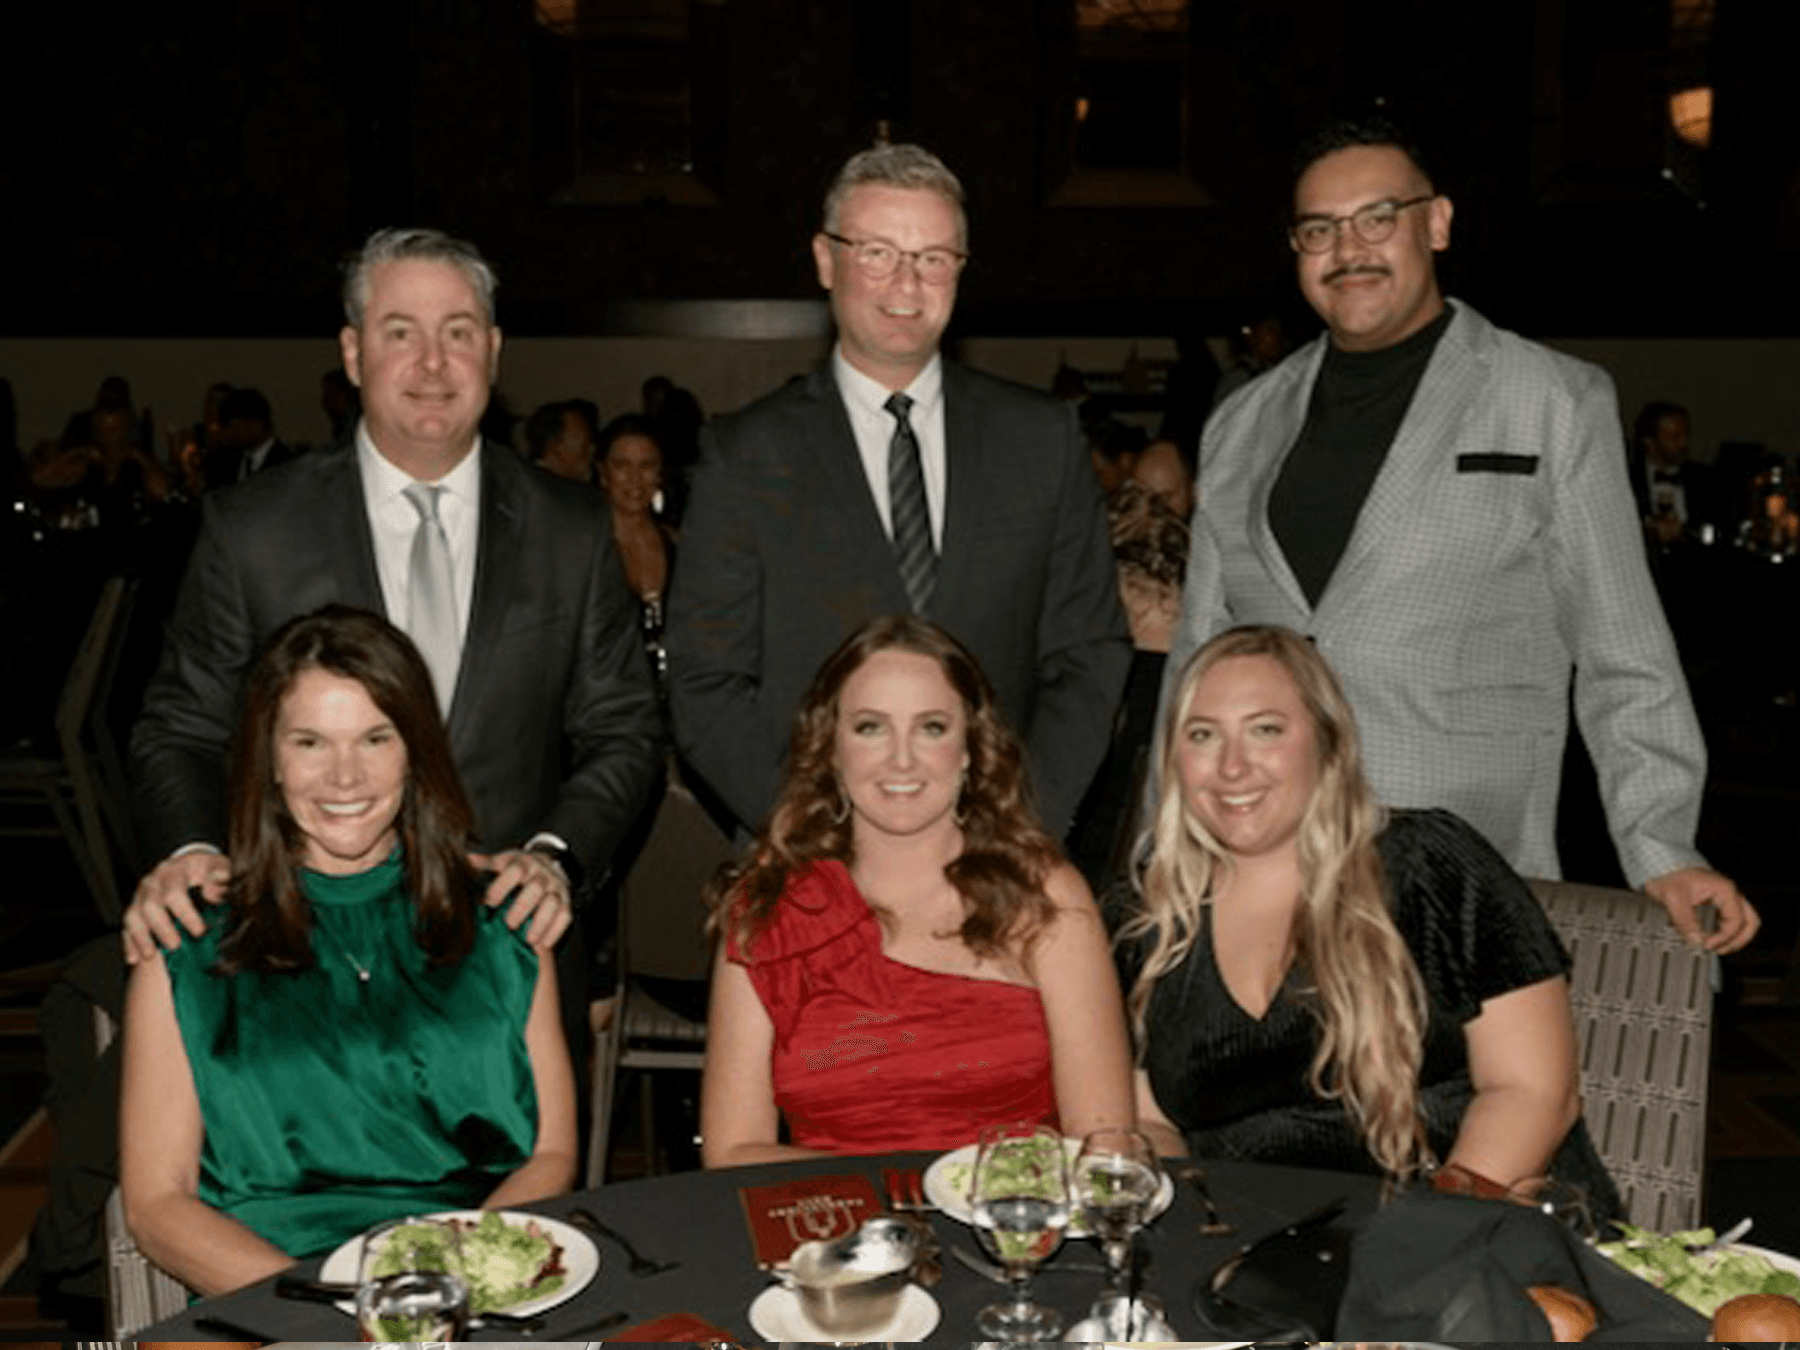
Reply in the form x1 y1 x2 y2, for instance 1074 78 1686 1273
824 232 968 284
1288 195 1436 254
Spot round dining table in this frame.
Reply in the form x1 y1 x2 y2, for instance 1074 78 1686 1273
133 1151 1386 1343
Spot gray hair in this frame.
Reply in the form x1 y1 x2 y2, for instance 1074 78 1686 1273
822 144 966 239
342 227 499 330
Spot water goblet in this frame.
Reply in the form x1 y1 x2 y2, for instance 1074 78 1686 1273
354 1215 471 1342
970 1121 1071 1342
1073 1126 1161 1287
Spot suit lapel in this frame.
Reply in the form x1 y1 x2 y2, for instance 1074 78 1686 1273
321 448 386 614
452 442 522 731
1247 345 1325 619
934 362 982 617
1318 304 1484 618
806 366 912 612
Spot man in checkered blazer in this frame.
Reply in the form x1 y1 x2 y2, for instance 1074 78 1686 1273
1169 115 1758 953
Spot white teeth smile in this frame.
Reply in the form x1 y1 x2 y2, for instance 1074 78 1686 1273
1218 792 1265 808
318 801 373 816
880 783 923 796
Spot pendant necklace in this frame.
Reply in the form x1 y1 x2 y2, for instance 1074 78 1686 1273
319 925 373 985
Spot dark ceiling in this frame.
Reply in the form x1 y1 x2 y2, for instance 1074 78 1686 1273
1 0 1793 338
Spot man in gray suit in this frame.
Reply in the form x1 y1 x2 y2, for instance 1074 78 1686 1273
667 144 1129 838
125 228 661 963
1173 117 1758 952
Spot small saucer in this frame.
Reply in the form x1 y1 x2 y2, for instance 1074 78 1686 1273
747 1283 940 1343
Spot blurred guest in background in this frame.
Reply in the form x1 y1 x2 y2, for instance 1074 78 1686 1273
700 616 1133 1164
319 368 360 444
597 413 674 688
1212 307 1294 410
211 387 299 486
1085 415 1146 498
525 399 599 486
1068 481 1190 890
1130 437 1194 521
1629 401 1717 551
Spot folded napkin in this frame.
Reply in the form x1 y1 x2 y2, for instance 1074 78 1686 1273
1336 1190 1709 1342
737 1172 882 1270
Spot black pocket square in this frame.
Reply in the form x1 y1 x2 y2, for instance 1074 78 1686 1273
1457 453 1540 474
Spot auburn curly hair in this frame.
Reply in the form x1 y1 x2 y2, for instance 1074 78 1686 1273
708 615 1062 964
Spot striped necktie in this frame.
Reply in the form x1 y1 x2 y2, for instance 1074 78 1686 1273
885 392 936 612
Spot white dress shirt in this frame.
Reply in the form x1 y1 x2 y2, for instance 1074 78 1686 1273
833 348 947 549
356 420 482 647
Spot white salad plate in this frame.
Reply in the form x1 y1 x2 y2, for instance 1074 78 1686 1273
318 1209 599 1317
748 1282 939 1342
1738 1241 1800 1278
922 1138 1175 1237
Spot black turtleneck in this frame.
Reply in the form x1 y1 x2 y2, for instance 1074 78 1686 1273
1269 305 1454 606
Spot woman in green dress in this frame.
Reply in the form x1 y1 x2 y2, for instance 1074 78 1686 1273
120 606 576 1296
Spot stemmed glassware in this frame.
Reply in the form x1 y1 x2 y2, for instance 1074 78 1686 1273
1073 1127 1167 1337
354 1215 471 1343
969 1121 1071 1342
1073 1127 1162 1285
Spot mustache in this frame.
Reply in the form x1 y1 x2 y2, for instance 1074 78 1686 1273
1323 263 1390 285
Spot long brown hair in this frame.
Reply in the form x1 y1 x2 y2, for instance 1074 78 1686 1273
1120 625 1431 1179
709 615 1061 963
215 605 478 973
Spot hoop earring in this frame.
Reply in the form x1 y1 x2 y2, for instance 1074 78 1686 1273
830 780 851 825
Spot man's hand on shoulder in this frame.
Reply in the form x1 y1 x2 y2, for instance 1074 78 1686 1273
1643 866 1760 954
471 848 573 951
123 850 231 965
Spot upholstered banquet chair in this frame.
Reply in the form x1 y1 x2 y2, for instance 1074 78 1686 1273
1529 877 1713 1232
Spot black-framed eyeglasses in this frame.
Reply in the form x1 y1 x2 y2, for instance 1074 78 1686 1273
1288 195 1436 254
823 231 968 284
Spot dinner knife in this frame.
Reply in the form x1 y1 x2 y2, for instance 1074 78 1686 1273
273 1273 547 1331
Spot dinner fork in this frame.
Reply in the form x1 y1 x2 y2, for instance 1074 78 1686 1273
567 1206 681 1276
1171 1161 1236 1237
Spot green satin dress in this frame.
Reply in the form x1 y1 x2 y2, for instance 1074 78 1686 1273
164 851 540 1259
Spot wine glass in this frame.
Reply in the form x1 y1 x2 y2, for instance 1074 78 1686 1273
1073 1127 1161 1287
969 1121 1071 1342
354 1215 471 1342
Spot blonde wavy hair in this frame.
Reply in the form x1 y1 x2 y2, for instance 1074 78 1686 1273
1120 625 1433 1179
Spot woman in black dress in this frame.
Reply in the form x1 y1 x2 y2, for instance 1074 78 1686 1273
1118 624 1617 1213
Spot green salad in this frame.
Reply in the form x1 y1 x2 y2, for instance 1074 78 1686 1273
1598 1223 1800 1316
372 1211 566 1314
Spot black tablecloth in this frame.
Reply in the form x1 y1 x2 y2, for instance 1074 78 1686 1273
135 1153 1385 1343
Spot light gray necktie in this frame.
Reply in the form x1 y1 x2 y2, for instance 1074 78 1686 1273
885 392 936 612
401 482 459 712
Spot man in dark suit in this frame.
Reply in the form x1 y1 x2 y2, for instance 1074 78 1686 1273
206 386 302 487
666 144 1129 837
1628 401 1719 548
125 227 661 965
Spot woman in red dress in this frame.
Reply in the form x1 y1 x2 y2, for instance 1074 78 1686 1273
699 615 1135 1164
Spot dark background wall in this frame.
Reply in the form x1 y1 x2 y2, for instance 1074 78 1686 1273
1 0 1795 338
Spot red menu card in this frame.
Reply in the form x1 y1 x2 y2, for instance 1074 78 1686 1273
606 1311 743 1341
737 1172 883 1269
